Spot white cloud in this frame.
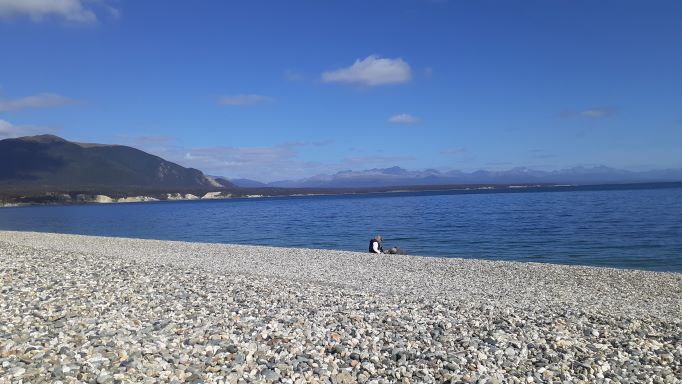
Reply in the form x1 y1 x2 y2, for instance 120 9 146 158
0 119 18 138
388 113 420 124
322 55 412 86
185 144 327 181
0 119 54 139
130 139 320 181
0 0 100 23
218 94 273 106
0 93 77 112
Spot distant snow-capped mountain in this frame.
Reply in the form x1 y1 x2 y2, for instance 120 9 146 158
230 166 682 188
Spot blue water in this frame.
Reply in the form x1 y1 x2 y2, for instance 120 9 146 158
1 184 681 272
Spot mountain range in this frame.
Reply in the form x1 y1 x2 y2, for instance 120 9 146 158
231 165 682 188
2 135 680 196
0 135 233 193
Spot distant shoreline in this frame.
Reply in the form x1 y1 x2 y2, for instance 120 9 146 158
2 180 681 208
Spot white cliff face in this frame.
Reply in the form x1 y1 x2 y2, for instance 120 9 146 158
202 192 223 199
0 202 23 208
166 193 184 200
1 192 233 208
167 193 200 200
94 195 114 203
117 196 159 203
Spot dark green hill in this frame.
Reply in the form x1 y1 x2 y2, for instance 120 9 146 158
0 135 233 192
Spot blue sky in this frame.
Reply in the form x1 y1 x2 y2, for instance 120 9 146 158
1 0 681 181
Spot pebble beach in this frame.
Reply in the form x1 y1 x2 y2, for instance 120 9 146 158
0 231 680 383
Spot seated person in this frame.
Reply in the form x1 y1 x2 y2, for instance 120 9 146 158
369 234 383 253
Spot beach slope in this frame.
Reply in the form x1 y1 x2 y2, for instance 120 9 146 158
0 231 680 383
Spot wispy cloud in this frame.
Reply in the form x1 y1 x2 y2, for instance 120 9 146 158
578 108 616 118
176 142 331 181
104 3 120 19
284 69 303 81
121 135 416 182
337 155 415 169
183 143 300 169
218 94 273 106
0 93 77 112
124 137 318 181
0 119 24 138
322 55 412 86
0 0 114 23
388 113 420 125
562 107 617 119
441 146 466 155
0 119 55 139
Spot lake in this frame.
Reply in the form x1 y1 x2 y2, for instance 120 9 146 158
1 183 681 272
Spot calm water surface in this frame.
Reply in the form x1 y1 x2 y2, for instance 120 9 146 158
1 185 681 272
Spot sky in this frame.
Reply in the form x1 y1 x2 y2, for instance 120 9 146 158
0 0 681 182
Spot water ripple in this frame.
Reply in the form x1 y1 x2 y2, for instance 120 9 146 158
0 186 681 272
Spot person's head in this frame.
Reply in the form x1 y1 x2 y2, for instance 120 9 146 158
374 234 382 241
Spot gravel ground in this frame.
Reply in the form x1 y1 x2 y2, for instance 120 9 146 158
0 231 680 383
